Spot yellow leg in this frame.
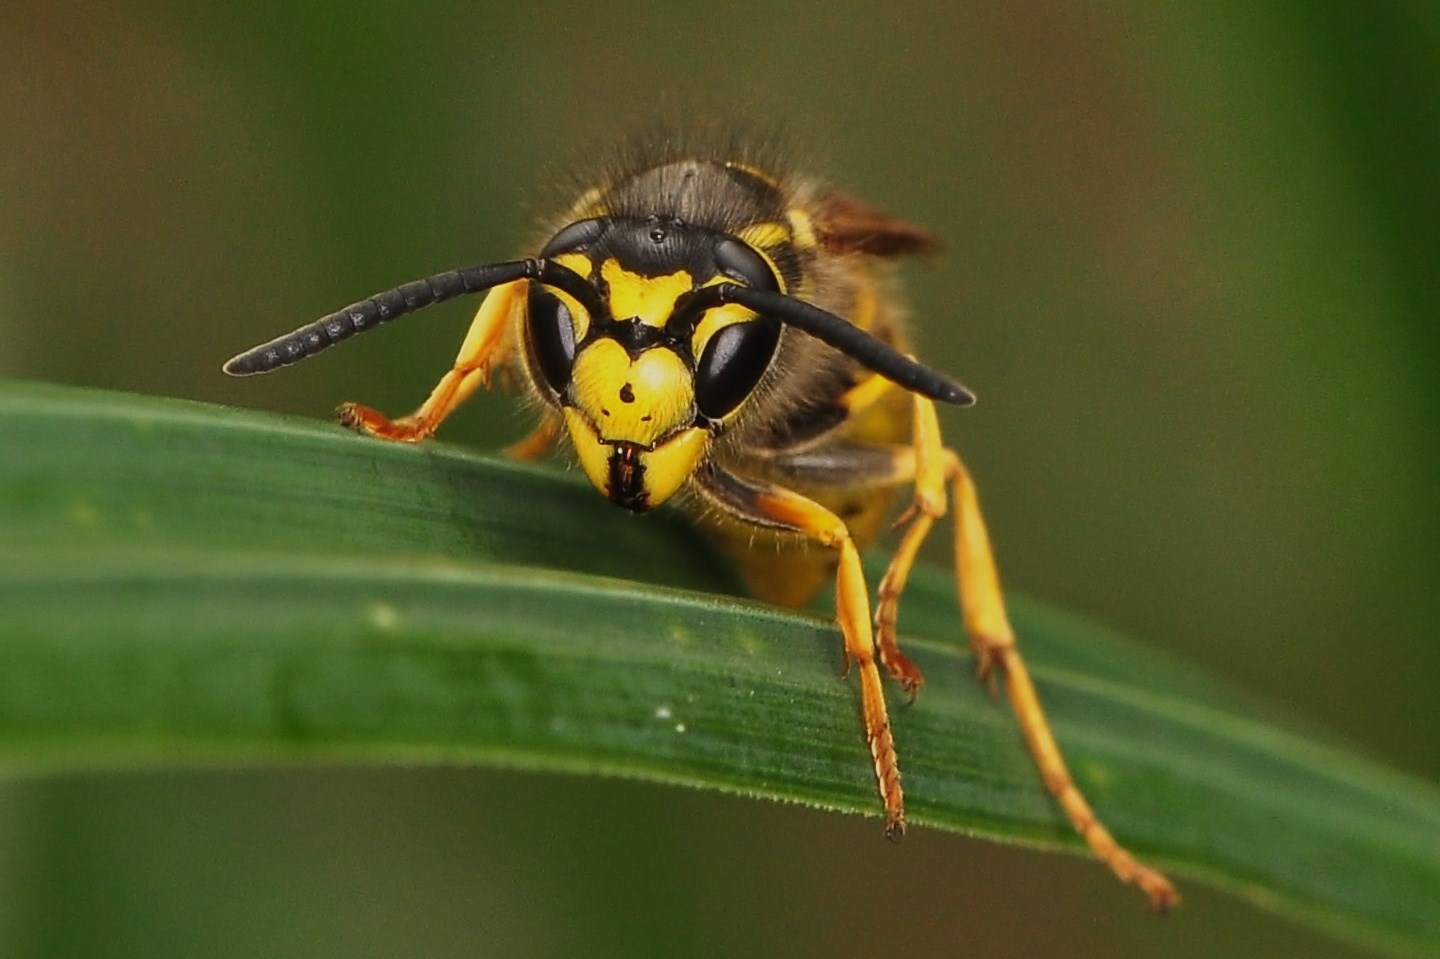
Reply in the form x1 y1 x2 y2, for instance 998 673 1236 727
693 466 906 840
504 414 560 462
950 453 1179 910
872 506 931 697
873 394 947 697
876 393 1181 910
836 370 895 418
337 279 525 442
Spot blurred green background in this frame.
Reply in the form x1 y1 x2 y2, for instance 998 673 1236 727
2 2 1437 957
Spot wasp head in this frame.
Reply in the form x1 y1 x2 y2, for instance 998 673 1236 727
522 216 783 512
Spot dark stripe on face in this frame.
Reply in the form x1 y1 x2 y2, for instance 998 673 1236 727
607 443 649 512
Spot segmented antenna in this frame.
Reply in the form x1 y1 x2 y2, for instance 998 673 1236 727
683 284 976 406
222 259 548 376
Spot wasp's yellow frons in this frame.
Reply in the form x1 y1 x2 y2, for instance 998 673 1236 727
601 260 694 328
568 338 694 447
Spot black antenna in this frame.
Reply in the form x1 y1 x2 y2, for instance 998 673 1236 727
680 284 975 406
222 258 601 376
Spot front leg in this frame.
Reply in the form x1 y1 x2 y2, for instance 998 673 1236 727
338 279 526 442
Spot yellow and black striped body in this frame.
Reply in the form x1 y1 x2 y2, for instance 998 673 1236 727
514 153 918 607
222 135 1181 911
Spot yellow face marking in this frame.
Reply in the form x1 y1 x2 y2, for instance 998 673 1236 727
689 302 757 363
563 409 707 510
568 338 694 447
634 426 707 507
552 251 592 278
533 253 597 342
563 406 613 497
600 260 694 328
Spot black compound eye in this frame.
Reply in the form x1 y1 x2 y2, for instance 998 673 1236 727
694 317 781 421
526 287 577 395
714 237 780 292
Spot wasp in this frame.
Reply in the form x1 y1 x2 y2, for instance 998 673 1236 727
224 135 1178 910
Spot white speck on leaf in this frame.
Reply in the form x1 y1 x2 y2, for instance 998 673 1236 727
367 602 401 631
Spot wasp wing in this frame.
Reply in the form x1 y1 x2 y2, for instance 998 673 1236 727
811 190 942 258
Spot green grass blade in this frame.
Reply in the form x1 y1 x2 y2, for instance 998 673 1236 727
2 379 1438 957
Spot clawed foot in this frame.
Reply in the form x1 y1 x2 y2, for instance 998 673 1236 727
336 402 433 442
1139 869 1181 914
970 633 1014 700
841 635 925 704
875 573 926 703
881 646 925 703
